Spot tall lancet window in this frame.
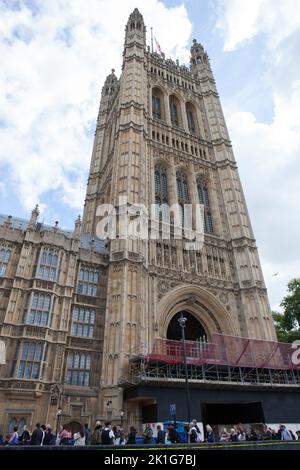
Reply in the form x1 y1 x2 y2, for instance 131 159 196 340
154 165 169 222
27 292 52 326
37 249 59 281
152 95 161 119
197 180 214 233
152 87 164 120
169 95 181 128
176 171 190 227
0 247 11 277
186 102 197 135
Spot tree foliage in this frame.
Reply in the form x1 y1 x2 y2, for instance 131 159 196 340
272 278 300 343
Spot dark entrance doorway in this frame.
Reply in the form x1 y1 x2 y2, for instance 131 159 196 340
167 311 207 342
142 404 158 423
64 421 82 434
202 402 265 425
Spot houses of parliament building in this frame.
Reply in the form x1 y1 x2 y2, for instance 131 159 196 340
1 9 299 435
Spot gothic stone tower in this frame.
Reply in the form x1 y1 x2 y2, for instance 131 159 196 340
82 9 276 425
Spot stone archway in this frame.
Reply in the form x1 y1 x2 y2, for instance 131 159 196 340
158 284 236 340
64 421 82 434
167 310 208 342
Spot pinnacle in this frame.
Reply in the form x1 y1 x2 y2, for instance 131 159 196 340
129 7 143 19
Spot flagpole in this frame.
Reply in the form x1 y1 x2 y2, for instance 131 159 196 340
151 27 153 53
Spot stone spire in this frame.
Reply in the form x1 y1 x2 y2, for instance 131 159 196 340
124 7 146 50
102 68 118 97
29 204 39 227
128 7 144 22
190 38 208 66
190 38 213 80
74 214 81 239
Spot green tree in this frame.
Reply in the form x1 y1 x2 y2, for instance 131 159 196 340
272 278 300 343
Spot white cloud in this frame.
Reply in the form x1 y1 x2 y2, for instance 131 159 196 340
0 0 192 212
217 0 300 51
227 95 300 309
217 0 300 308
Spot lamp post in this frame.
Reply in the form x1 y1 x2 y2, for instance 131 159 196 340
106 400 112 420
56 408 63 437
120 410 124 427
178 312 191 423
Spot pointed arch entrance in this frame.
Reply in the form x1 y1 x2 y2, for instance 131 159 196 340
167 311 207 342
158 285 236 340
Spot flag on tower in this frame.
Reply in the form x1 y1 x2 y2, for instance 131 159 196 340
154 36 163 55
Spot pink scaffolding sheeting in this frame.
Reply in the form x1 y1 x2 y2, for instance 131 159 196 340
144 334 300 370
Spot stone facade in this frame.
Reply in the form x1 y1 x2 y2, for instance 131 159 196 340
0 9 276 433
0 211 109 433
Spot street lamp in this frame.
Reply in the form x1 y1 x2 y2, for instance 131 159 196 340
120 410 124 427
106 400 112 420
178 312 191 423
56 408 63 436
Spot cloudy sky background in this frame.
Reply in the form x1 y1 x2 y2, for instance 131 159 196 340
0 0 299 310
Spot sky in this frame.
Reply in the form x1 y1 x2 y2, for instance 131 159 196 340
0 0 299 311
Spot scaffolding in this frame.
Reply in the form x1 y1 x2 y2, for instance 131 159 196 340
119 334 300 388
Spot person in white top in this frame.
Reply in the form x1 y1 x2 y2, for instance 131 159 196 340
74 430 86 446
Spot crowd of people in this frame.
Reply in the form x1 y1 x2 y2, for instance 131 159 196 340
1 420 299 446
218 424 300 442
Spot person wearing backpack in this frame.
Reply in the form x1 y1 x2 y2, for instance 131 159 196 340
91 422 102 445
142 424 153 444
101 422 115 445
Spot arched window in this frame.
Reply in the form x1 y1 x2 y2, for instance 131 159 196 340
8 418 17 434
37 249 60 281
0 247 11 277
17 341 44 379
154 165 169 222
186 102 198 135
71 306 95 338
177 171 189 202
152 87 164 120
67 352 91 386
169 95 182 128
27 292 51 326
197 180 214 233
77 266 100 297
18 418 26 433
176 171 190 227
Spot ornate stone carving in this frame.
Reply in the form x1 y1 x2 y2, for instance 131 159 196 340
50 383 63 405
157 280 171 300
218 292 228 304
186 295 196 306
